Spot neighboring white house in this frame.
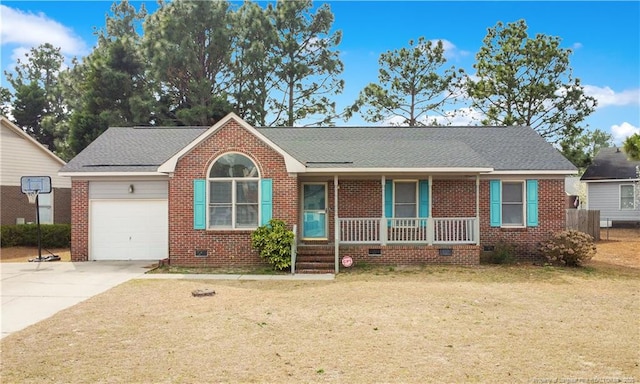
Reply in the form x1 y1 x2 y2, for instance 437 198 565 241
0 116 71 225
581 147 640 227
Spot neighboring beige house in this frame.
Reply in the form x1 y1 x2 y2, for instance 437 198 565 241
0 116 71 225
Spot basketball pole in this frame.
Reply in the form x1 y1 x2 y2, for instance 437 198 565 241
35 193 42 261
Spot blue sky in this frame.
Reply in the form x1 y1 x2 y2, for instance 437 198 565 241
1 1 638 144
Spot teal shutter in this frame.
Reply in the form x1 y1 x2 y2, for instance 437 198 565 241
489 180 501 227
384 181 393 218
418 180 429 227
260 179 273 226
193 179 206 230
526 179 539 227
384 180 393 227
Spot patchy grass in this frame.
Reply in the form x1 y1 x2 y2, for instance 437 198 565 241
149 264 288 275
0 247 70 262
1 263 638 383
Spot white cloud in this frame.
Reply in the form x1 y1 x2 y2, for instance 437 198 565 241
1 5 88 69
610 122 640 145
583 85 640 108
572 42 583 50
429 39 470 60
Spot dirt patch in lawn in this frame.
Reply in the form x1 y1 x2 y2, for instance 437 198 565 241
591 227 640 270
0 247 70 262
1 266 638 383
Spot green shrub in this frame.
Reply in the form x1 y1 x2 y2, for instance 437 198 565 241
1 224 71 248
251 219 294 271
488 241 516 264
539 230 596 267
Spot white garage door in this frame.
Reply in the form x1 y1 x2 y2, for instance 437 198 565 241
90 200 168 261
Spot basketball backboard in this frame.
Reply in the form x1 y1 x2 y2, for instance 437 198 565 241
20 176 52 194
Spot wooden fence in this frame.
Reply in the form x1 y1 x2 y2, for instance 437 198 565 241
566 209 600 240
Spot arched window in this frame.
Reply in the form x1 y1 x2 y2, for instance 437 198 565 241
208 153 260 229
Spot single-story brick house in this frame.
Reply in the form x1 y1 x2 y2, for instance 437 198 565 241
60 113 576 272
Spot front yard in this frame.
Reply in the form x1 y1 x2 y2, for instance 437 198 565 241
1 261 638 383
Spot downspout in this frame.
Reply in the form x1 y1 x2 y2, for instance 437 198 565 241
428 175 433 245
334 175 339 274
381 176 386 246
476 175 480 245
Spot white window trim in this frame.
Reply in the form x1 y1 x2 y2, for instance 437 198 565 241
393 180 418 227
501 180 526 228
206 152 261 230
619 184 636 210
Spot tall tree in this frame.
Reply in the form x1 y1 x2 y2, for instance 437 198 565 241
623 133 640 161
143 0 234 126
4 43 66 152
345 38 459 126
64 0 151 155
466 20 596 144
269 0 344 126
228 1 278 126
560 128 612 169
0 87 11 116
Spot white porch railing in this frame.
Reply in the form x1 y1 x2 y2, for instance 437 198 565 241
338 217 477 245
433 217 476 244
339 218 381 243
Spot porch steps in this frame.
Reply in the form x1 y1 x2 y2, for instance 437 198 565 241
295 245 335 274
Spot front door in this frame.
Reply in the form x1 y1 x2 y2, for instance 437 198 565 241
302 183 327 239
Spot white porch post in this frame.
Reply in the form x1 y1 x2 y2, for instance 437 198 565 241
475 175 481 245
334 175 339 273
381 176 387 246
427 175 434 245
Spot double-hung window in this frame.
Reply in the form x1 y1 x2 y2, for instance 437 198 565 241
501 182 524 226
620 184 635 210
490 179 538 228
394 181 417 218
208 153 259 229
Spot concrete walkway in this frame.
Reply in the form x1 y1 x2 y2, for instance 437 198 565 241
1 261 333 339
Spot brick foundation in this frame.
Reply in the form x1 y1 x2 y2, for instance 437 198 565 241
340 244 480 266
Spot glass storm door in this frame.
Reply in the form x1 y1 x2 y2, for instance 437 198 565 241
302 183 327 239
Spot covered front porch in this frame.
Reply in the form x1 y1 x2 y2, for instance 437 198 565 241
294 174 484 273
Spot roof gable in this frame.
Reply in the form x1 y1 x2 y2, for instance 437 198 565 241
158 113 305 173
1 116 66 166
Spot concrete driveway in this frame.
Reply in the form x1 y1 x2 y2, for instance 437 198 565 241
1 261 151 339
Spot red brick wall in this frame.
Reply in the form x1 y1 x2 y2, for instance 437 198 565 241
168 120 298 267
0 185 71 225
480 179 565 261
70 180 89 261
432 179 476 217
338 180 382 217
54 187 71 224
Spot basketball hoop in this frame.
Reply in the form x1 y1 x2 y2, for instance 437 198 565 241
26 190 39 204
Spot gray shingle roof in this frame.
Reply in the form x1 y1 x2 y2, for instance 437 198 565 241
258 126 576 171
581 147 640 180
60 126 207 173
61 122 576 174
